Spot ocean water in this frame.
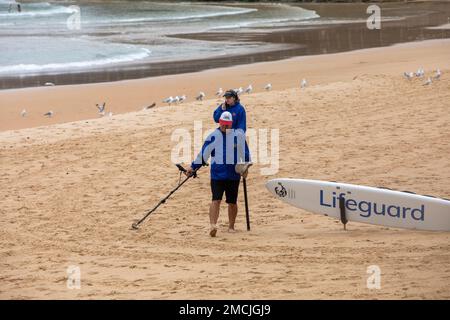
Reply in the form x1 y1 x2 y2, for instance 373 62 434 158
0 0 322 76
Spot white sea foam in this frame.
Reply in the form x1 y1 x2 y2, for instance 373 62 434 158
0 48 152 74
0 3 77 18
94 7 258 25
208 5 319 31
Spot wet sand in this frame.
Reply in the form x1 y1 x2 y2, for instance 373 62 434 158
0 38 449 299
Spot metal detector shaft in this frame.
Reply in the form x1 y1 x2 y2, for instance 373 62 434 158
131 166 201 229
243 178 250 231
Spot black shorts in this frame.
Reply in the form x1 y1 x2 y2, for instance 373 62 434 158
211 179 241 204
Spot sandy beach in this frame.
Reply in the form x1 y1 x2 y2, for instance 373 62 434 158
1 39 450 299
2 39 450 131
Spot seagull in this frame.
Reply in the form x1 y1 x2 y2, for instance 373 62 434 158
179 95 187 103
415 68 424 78
143 102 156 110
96 102 106 113
301 78 307 88
96 103 106 116
44 82 55 86
434 69 441 80
21 109 27 117
264 83 272 91
196 92 205 101
163 96 174 105
244 84 253 94
173 96 180 104
423 77 432 86
234 87 243 95
216 88 223 97
403 72 414 80
44 111 53 117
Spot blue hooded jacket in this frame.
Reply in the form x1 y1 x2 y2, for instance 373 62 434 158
213 102 247 133
191 128 251 181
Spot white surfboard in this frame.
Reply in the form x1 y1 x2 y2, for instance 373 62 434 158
266 179 450 231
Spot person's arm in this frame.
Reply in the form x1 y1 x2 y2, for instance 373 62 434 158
191 141 210 171
235 140 252 179
241 143 252 179
213 104 224 124
234 130 251 164
244 140 251 163
236 107 247 133
189 132 217 172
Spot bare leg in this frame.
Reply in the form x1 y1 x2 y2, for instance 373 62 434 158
209 200 221 237
228 203 238 231
209 200 221 225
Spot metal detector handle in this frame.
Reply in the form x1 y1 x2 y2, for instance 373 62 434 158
176 163 208 178
176 164 187 173
176 163 198 178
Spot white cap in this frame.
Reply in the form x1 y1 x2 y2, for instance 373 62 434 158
219 111 233 125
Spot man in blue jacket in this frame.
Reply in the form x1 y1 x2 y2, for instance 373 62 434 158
213 90 247 133
186 111 251 237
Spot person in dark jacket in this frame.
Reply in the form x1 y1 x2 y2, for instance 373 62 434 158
186 111 251 237
213 89 247 133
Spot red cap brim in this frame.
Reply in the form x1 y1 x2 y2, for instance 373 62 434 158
219 119 233 125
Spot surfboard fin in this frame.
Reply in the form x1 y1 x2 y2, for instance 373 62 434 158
339 197 348 230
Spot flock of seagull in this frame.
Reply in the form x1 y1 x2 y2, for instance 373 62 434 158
161 80 308 106
19 100 158 119
18 69 442 119
20 102 113 119
20 109 55 118
15 77 318 117
403 68 441 85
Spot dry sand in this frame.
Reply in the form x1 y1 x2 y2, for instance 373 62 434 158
0 39 449 299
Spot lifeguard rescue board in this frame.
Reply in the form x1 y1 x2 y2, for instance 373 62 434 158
265 179 450 231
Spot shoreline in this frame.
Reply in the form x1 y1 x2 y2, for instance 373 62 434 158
2 1 450 90
1 38 450 132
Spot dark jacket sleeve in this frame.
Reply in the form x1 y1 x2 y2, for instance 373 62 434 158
235 130 251 163
237 107 247 133
213 105 223 124
191 135 214 170
244 140 251 163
